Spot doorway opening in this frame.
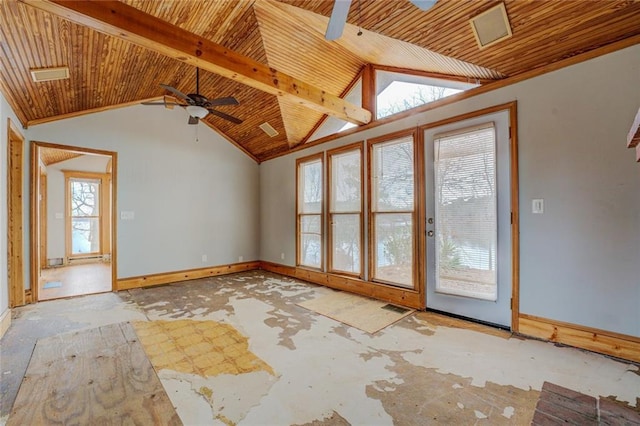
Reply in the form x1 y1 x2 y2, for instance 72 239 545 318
31 142 117 302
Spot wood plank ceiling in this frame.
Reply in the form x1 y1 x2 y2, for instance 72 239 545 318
1 0 640 162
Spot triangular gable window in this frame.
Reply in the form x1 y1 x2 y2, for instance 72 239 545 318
376 70 477 119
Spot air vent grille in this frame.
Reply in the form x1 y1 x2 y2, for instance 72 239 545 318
470 3 512 49
30 67 70 82
259 122 279 138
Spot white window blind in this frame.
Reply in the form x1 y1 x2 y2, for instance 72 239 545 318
434 123 498 300
371 136 415 288
372 137 414 213
330 149 361 275
298 158 323 269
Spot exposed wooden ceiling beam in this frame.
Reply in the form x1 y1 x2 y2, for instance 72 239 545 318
20 0 372 125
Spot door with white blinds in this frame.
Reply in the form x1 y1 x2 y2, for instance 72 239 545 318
424 110 512 327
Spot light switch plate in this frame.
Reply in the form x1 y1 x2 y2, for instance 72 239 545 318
532 199 544 214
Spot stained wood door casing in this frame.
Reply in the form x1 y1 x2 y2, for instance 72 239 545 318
7 119 25 307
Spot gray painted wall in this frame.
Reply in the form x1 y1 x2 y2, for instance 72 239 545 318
28 104 260 279
260 45 640 337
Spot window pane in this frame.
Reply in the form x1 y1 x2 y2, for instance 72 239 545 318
331 150 361 212
299 160 322 214
72 217 100 254
434 125 497 300
71 180 100 217
372 138 414 212
301 214 321 234
300 215 321 268
374 213 413 288
331 214 360 274
376 70 476 119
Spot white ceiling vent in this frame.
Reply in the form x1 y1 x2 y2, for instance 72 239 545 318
470 3 512 50
30 66 70 82
259 122 279 138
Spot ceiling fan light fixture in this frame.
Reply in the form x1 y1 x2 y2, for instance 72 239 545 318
186 105 208 119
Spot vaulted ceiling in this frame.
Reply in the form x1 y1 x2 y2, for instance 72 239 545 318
2 0 640 162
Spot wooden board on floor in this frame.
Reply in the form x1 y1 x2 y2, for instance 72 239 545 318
298 291 413 334
7 322 181 425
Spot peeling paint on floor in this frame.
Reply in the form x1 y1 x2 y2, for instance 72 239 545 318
2 271 639 425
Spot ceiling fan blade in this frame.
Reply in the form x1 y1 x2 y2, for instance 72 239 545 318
160 84 192 103
325 0 352 41
410 0 437 11
205 96 239 107
208 109 243 124
188 115 199 125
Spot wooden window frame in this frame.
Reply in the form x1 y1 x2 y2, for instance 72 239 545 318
296 153 324 271
64 170 109 261
367 129 424 290
327 142 364 278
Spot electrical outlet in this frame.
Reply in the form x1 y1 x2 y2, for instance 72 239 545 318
202 254 208 262
238 255 244 262
280 253 285 260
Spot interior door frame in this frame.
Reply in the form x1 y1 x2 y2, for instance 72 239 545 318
418 101 520 331
30 141 118 302
7 119 25 307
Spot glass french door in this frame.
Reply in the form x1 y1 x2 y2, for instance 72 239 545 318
424 110 512 327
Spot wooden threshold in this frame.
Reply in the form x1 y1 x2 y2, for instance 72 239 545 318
260 261 425 310
0 308 11 339
518 313 640 363
116 261 261 290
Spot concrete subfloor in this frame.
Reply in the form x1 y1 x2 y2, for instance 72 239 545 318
1 271 639 425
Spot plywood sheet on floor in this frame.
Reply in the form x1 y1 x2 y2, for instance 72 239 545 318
7 322 180 425
298 290 413 334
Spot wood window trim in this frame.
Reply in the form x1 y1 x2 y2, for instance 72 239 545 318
63 170 107 261
326 142 364 279
295 152 325 271
367 128 424 293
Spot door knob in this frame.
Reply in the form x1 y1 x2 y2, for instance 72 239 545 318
427 231 434 237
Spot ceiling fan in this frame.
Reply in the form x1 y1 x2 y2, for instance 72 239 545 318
325 0 437 40
142 67 242 125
